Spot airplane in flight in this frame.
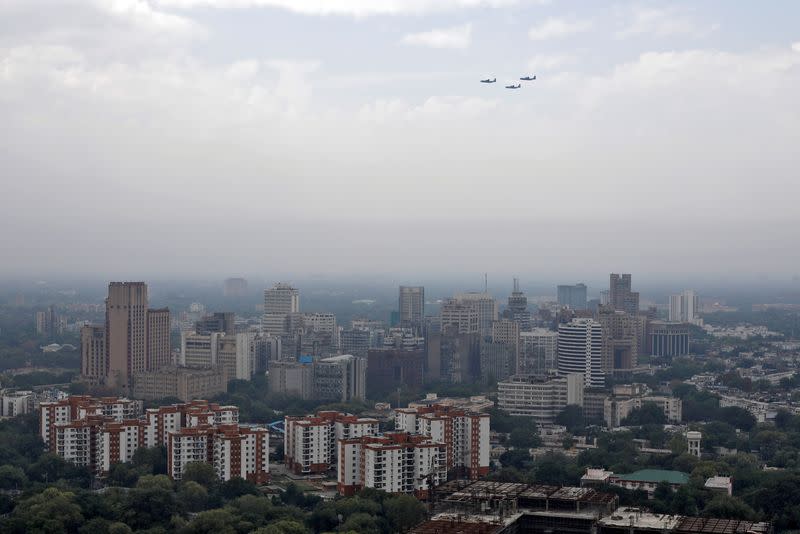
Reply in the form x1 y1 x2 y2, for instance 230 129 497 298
520 75 536 81
480 78 497 83
505 83 521 89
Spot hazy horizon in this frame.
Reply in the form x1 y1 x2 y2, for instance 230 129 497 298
2 1 799 277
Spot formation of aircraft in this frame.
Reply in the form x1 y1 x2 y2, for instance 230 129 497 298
480 74 536 89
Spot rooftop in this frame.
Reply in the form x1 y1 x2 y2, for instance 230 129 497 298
614 469 689 485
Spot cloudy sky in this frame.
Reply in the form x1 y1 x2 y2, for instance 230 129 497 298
1 1 799 280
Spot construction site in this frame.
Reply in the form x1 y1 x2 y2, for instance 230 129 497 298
411 480 772 534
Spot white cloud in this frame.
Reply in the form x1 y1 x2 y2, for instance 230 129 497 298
154 0 526 16
528 54 574 71
793 42 800 53
616 6 718 39
99 0 200 35
528 17 592 40
401 24 472 49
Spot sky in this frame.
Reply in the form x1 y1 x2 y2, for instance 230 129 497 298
1 1 799 280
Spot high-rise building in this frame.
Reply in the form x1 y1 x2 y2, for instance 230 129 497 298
518 328 558 375
669 290 701 324
268 360 314 399
398 286 425 329
367 348 425 397
35 306 64 337
440 299 479 334
179 331 260 381
609 274 640 316
132 366 227 402
506 278 531 331
223 278 248 298
453 292 498 336
100 282 171 391
80 325 107 385
598 308 639 373
339 329 370 358
263 283 300 335
558 318 604 388
313 354 367 402
557 284 588 310
195 312 235 335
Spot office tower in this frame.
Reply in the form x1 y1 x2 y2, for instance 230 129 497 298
648 321 690 357
268 360 314 399
340 329 370 358
263 283 299 334
195 312 235 335
480 341 515 383
179 331 258 381
303 312 338 350
558 318 604 388
430 325 481 384
453 292 498 336
223 277 248 298
598 308 639 373
506 278 531 331
313 354 367 402
599 290 609 306
399 286 425 329
147 308 171 370
557 283 588 310
106 282 149 390
518 328 558 375
669 290 700 324
367 348 425 396
440 299 479 334
132 367 227 402
609 274 639 316
80 325 107 385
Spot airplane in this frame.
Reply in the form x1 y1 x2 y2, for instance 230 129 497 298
505 83 521 89
520 75 537 81
480 78 496 83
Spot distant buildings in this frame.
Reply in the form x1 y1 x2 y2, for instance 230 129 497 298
497 374 584 423
505 278 531 331
598 308 639 373
603 384 682 427
79 282 171 392
440 299 479 334
263 282 300 335
367 348 425 396
268 354 367 401
179 331 267 381
648 321 690 357
518 328 558 375
399 286 425 330
558 318 605 388
609 274 639 316
223 277 248 298
428 325 480 383
452 292 498 336
669 290 701 324
557 283 588 311
35 306 64 337
195 312 235 335
132 366 227 402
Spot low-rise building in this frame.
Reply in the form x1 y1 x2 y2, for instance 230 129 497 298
497 374 584 423
704 476 733 496
581 468 689 497
132 366 228 402
1 390 34 417
604 395 682 427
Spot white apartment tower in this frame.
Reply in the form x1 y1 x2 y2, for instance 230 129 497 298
669 290 701 324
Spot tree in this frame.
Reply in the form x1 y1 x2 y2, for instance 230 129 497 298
182 462 217 487
702 495 756 520
255 519 310 534
621 402 666 426
219 477 258 500
499 449 533 470
717 407 757 431
184 509 239 534
339 512 380 534
384 495 426 534
178 480 209 512
7 487 84 534
554 405 585 434
0 465 27 490
508 426 541 448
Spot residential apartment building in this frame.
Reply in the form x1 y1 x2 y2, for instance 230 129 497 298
394 404 490 480
338 433 447 497
284 411 379 475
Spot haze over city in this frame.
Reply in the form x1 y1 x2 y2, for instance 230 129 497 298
2 1 800 277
